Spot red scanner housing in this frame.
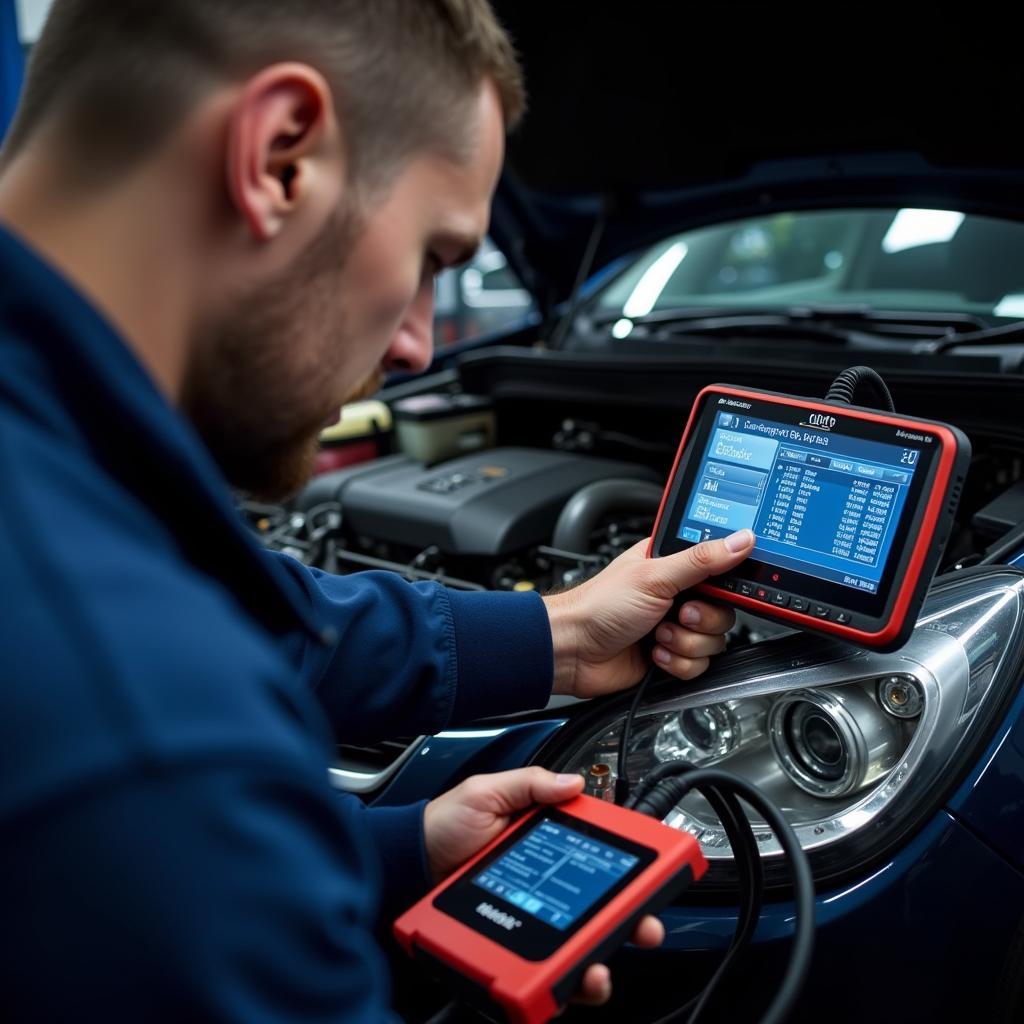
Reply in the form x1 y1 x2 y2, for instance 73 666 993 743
394 795 707 1024
648 384 972 651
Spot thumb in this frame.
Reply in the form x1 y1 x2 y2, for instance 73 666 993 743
648 528 755 597
482 766 585 815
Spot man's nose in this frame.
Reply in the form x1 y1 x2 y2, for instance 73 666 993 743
382 287 435 374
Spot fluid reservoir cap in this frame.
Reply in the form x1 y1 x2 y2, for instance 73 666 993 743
319 399 392 442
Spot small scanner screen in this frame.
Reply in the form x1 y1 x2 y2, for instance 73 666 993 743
473 819 639 932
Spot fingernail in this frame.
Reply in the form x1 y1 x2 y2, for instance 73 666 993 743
556 773 582 786
724 528 754 553
656 625 673 644
680 605 700 625
653 647 671 665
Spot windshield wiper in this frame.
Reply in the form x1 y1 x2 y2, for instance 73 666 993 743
642 312 862 344
918 318 1024 353
593 304 996 346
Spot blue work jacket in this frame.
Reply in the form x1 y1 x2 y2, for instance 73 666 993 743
0 225 553 1021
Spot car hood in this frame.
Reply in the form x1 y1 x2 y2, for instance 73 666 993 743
489 6 1024 311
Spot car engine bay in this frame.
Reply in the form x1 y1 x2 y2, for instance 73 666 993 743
249 348 1024 608
243 348 1024 801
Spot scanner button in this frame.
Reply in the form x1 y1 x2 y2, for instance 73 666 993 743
812 603 830 618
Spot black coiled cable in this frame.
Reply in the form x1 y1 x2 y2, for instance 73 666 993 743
824 364 896 411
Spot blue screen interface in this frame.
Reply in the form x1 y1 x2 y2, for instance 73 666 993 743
473 819 639 932
678 412 923 593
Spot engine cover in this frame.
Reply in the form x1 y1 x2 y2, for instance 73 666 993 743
337 447 658 556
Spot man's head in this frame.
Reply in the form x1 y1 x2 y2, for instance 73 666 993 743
2 1 523 497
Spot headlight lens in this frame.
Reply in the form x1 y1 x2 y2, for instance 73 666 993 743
654 699 766 763
768 687 902 798
547 568 1024 890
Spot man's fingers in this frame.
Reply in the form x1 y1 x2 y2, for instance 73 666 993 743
651 649 710 680
677 600 736 636
632 914 665 948
468 766 584 815
653 625 726 661
647 529 755 597
575 964 612 1005
570 917 662 1006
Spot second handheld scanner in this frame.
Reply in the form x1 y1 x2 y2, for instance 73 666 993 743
650 384 971 651
394 795 706 1024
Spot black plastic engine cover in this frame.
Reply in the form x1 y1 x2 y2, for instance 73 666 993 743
337 448 658 556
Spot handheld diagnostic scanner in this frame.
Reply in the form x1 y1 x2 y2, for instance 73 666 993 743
649 383 971 651
394 794 707 1024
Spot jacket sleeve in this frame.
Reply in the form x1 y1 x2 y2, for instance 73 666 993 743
354 797 433 919
269 552 554 743
2 757 416 1024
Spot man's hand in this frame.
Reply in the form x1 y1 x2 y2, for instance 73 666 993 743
543 529 755 697
423 767 664 1006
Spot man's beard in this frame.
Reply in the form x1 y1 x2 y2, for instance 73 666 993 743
182 207 377 501
341 365 385 407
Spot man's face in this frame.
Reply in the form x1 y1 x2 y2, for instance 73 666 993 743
184 82 505 499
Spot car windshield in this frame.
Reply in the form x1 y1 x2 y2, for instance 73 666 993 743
588 208 1024 336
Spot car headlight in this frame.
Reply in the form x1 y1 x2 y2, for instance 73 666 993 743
543 568 1024 892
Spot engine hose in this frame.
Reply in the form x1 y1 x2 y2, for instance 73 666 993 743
552 479 665 553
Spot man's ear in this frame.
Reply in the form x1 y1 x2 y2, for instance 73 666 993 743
226 63 343 243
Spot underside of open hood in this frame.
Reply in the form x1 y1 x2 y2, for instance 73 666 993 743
488 5 1024 309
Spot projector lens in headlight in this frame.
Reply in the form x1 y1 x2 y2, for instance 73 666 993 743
790 707 846 780
769 688 902 798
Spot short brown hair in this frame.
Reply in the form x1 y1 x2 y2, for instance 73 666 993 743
3 0 524 188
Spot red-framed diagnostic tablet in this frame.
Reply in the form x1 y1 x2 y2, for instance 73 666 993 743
394 795 707 1024
649 384 972 651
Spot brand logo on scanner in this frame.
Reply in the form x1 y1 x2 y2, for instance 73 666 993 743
800 413 837 431
476 902 522 930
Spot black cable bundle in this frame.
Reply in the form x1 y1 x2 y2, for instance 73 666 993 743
614 667 815 1024
627 766 814 1024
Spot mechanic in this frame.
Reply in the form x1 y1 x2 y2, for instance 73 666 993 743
0 2 755 1020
